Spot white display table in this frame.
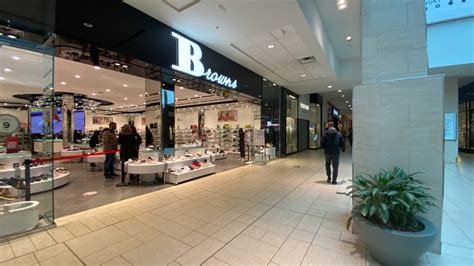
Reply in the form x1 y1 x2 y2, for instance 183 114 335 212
164 165 216 185
33 140 63 153
0 164 52 179
0 152 32 168
126 161 166 174
60 150 83 163
30 171 70 194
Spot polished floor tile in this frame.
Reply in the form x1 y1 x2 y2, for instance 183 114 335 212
1 150 473 265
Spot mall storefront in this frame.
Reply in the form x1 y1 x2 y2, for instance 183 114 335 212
0 1 300 238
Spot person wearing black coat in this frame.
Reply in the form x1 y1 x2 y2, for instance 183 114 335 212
130 126 142 158
321 122 345 185
145 126 153 147
116 124 139 187
89 130 100 149
238 128 246 161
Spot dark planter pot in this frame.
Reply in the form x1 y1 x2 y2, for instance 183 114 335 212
353 215 437 265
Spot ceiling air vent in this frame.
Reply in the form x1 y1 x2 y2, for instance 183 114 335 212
297 56 317 64
163 0 201 12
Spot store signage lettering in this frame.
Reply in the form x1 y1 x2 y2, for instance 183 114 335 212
171 32 238 89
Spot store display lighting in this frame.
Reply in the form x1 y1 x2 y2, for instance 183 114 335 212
348 105 352 108
328 85 333 89
337 0 348 10
106 89 111 92
82 22 94 28
74 75 81 78
92 93 96 96
123 84 128 87
341 94 345 98
337 89 342 92
94 66 101 70
114 62 121 66
346 36 352 41
12 56 20 60
7 34 17 39
124 97 128 100
345 100 349 103
139 94 143 97
267 44 275 49
60 81 66 85
301 74 306 77
4 68 12 72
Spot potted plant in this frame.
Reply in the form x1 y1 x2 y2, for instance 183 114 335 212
342 167 438 265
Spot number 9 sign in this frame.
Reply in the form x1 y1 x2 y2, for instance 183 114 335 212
0 114 20 135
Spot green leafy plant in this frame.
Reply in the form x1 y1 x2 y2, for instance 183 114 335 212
342 167 437 232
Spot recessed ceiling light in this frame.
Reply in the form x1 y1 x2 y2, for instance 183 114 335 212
177 80 181 82
92 93 96 96
114 62 121 66
301 74 306 77
179 86 183 90
82 22 94 28
4 68 12 72
139 94 143 97
337 0 348 10
194 95 199 97
12 56 20 60
60 81 66 85
348 105 352 107
74 75 81 78
123 84 128 87
345 100 349 103
337 89 342 92
0 77 4 80
341 94 345 98
172 78 176 81
94 66 100 70
328 85 333 89
267 44 275 49
3 103 7 106
124 97 128 100
6 34 17 39
106 89 111 92
273 83 276 86
346 36 352 41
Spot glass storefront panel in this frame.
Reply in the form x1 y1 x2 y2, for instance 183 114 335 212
309 103 321 149
0 37 55 237
286 94 298 154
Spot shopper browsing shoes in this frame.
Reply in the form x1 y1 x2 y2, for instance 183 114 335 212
102 122 118 179
116 124 139 187
321 122 345 184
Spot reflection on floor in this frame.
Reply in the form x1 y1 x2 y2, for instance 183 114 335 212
441 152 474 262
49 154 246 218
1 150 473 265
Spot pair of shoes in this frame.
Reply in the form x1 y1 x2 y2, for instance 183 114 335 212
331 180 337 185
327 177 331 183
0 188 16 200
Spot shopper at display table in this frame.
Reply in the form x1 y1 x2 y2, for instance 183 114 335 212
116 124 139 187
102 122 118 179
145 126 153 147
130 126 142 158
88 130 100 167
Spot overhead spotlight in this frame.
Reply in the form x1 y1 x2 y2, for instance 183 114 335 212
345 100 349 103
92 93 96 96
139 94 143 97
94 66 101 70
172 78 176 81
0 77 5 80
301 74 306 77
337 0 348 10
123 84 128 87
272 83 276 86
114 62 121 66
6 34 17 39
11 56 20 60
60 81 66 85
348 105 352 108
82 22 94 28
179 86 183 90
328 85 333 89
346 36 352 41
75 75 81 78
106 89 111 92
267 44 275 49
124 97 128 100
341 94 345 98
337 89 342 92
4 68 12 72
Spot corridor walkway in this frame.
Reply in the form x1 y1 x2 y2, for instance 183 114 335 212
0 150 473 265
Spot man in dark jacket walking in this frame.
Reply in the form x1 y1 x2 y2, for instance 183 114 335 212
321 122 345 184
102 122 118 179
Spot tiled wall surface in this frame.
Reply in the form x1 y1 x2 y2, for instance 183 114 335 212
361 0 428 84
356 0 445 253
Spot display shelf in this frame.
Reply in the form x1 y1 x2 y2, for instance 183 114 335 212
164 155 211 169
164 165 215 184
30 171 70 194
0 152 32 168
0 164 52 179
60 150 84 163
126 161 166 174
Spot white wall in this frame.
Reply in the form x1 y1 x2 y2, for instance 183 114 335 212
444 77 459 164
427 17 474 69
84 111 143 132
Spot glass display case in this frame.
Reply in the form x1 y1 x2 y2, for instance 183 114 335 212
309 103 322 149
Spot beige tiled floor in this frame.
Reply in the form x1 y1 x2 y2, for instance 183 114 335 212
1 150 473 265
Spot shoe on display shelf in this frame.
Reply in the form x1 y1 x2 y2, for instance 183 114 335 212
0 188 16 200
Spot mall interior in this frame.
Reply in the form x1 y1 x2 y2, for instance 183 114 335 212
0 0 472 265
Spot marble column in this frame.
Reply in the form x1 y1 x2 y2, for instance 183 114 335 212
354 0 444 253
62 94 75 146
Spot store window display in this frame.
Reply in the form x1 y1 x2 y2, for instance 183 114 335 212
286 94 298 154
0 37 56 237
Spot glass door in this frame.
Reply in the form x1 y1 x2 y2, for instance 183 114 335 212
0 36 55 237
